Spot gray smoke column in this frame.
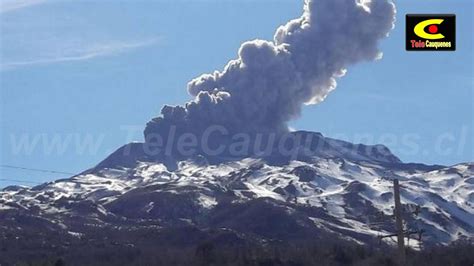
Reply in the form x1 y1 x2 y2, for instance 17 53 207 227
144 0 396 141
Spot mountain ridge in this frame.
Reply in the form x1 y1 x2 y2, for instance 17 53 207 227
1 131 472 256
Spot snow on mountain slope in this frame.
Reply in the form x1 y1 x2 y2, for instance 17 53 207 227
1 137 472 248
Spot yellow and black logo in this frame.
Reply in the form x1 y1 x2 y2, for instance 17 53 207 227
406 14 455 51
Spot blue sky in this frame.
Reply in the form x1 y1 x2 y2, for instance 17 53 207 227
1 0 473 186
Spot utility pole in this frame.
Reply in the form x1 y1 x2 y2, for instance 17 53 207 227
377 179 424 265
393 179 406 265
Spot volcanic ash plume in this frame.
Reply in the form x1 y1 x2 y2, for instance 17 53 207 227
144 0 396 141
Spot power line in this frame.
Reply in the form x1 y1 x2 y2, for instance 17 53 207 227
0 178 42 185
0 164 75 175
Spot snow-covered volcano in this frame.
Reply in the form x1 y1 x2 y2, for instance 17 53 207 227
1 131 472 252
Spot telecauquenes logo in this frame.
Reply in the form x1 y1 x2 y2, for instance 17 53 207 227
406 14 456 51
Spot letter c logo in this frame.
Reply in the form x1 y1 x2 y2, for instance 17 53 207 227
414 19 445 40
